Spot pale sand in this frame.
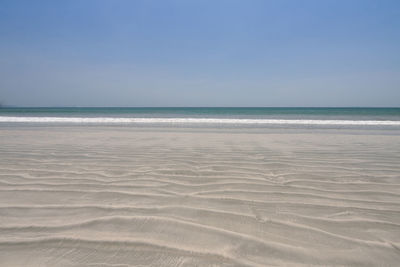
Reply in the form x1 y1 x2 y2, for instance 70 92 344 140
0 127 399 266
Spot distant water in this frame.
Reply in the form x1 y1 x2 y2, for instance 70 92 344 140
1 107 400 129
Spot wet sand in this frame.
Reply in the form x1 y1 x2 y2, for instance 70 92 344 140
0 127 399 266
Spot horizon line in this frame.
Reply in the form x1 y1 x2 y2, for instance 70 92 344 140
1 106 400 109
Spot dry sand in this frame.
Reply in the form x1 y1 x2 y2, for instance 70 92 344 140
0 127 399 266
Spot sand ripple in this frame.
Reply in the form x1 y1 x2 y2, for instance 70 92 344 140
0 127 399 266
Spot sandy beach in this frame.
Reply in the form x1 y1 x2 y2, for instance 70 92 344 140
0 126 399 266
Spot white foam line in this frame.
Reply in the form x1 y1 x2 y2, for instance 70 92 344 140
0 116 400 126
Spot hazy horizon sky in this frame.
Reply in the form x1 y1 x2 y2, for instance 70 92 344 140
1 0 399 107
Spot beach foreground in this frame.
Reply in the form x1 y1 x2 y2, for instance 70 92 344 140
0 127 399 266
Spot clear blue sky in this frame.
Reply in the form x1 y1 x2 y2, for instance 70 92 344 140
0 0 399 107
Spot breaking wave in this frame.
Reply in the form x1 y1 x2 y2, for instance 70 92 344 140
1 116 400 126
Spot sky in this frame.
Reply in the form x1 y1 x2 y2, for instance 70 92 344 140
0 0 399 107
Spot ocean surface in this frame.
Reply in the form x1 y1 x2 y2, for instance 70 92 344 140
1 107 400 129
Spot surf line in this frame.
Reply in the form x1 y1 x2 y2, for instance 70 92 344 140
1 116 400 126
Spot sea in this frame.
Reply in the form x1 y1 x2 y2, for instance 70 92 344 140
1 107 400 129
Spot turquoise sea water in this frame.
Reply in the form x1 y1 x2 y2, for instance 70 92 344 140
1 107 400 128
1 107 400 119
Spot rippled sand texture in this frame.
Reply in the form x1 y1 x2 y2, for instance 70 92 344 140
0 127 400 266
